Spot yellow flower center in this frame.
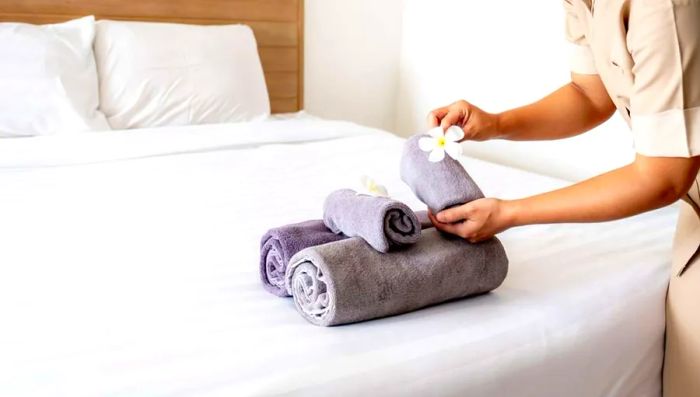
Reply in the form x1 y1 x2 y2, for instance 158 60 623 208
437 136 446 148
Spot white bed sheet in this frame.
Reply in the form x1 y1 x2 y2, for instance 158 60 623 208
0 118 677 397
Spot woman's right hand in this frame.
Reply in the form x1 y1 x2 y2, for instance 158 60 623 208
427 100 500 141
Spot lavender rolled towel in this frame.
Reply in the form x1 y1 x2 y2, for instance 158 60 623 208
285 228 508 326
323 189 421 253
400 134 484 212
260 220 347 297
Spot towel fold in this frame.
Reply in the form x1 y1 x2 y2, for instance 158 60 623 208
414 210 432 229
260 220 347 297
323 189 421 253
285 227 508 326
400 134 484 212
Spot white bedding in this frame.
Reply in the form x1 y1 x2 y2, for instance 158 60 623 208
0 118 676 396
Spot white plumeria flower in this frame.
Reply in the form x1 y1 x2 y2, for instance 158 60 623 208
359 175 389 197
418 126 464 162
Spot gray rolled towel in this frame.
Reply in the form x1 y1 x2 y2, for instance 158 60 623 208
323 189 421 253
400 134 484 212
285 228 508 326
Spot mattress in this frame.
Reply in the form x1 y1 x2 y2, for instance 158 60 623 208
0 117 677 396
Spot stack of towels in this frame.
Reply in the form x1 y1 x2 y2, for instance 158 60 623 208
259 134 509 326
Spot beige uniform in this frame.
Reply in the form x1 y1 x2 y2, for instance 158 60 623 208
564 0 700 395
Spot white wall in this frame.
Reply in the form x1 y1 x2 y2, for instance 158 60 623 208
394 0 634 181
304 0 404 132
304 0 635 181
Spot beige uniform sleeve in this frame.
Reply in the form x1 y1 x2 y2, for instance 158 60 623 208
628 0 700 157
563 0 597 75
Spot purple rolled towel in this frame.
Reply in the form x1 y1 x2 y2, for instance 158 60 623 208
400 134 484 212
260 220 347 297
323 189 421 253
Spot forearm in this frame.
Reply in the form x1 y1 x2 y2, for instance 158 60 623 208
495 73 616 141
506 156 700 226
431 156 700 243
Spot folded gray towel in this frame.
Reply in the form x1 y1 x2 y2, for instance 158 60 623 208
400 134 484 212
285 228 508 326
323 189 421 253
260 220 347 297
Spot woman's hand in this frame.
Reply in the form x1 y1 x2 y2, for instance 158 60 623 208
427 100 500 141
427 198 515 243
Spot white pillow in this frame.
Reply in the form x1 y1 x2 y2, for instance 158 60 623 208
0 16 110 137
94 20 270 129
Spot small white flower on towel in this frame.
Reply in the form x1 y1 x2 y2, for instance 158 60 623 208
359 175 389 197
418 126 464 162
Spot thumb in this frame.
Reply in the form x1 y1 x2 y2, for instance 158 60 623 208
436 204 472 223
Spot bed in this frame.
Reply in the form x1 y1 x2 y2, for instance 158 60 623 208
0 1 677 396
0 116 676 396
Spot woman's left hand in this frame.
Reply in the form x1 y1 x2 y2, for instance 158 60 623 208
427 198 515 243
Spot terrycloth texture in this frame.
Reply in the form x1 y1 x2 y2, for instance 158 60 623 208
323 189 421 253
285 228 509 326
414 210 432 229
260 220 347 297
400 134 484 212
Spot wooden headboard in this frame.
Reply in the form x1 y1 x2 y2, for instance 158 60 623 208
0 0 304 114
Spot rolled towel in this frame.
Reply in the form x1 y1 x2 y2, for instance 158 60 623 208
285 228 508 326
400 134 484 212
260 220 347 297
323 189 421 253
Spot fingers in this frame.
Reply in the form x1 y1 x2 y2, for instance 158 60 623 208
427 210 440 227
436 204 471 223
439 108 464 131
436 221 462 236
428 211 462 234
427 107 448 128
439 101 470 131
428 209 487 243
429 214 483 242
428 100 474 132
457 221 483 242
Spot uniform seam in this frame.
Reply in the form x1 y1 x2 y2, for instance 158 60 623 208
668 1 689 154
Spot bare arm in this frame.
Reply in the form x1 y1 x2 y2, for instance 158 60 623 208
430 155 700 242
428 73 616 141
497 73 616 140
427 74 699 242
508 155 700 225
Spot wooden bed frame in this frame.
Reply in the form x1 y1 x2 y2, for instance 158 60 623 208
0 0 304 114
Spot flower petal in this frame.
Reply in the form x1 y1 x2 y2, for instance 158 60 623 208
427 127 444 139
373 185 389 197
360 175 370 188
428 148 445 162
418 137 436 152
444 141 463 159
445 125 465 142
